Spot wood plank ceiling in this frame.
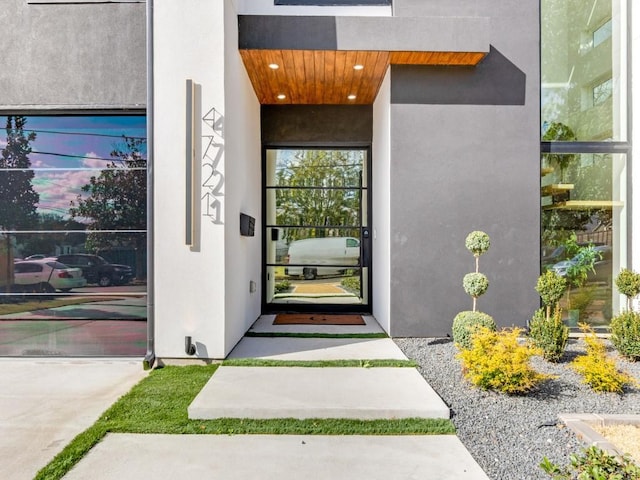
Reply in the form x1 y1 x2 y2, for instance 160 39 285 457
239 49 486 105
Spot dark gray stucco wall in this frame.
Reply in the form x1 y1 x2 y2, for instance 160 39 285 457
389 0 540 337
0 1 145 108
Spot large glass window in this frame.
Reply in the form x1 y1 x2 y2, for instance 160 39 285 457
0 115 146 355
542 0 629 328
542 0 627 141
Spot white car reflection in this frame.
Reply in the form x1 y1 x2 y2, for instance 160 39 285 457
13 260 87 293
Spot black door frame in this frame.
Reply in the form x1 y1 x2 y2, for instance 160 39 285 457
262 145 373 314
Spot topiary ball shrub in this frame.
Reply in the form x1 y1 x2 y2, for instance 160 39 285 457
452 310 496 350
535 270 567 311
463 272 489 299
615 268 640 309
465 231 490 257
528 306 569 362
610 310 640 361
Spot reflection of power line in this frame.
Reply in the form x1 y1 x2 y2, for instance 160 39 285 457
30 150 146 162
24 129 146 140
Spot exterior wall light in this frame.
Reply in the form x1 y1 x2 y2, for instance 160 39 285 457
185 336 196 356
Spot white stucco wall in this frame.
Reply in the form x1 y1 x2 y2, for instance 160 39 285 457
153 0 227 359
372 69 391 334
223 0 262 356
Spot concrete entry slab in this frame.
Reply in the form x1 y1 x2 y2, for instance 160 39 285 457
227 337 408 360
188 366 450 420
64 433 490 480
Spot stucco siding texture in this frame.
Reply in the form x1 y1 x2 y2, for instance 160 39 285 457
388 0 540 337
0 1 145 108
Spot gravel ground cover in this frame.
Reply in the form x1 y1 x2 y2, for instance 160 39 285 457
394 337 640 480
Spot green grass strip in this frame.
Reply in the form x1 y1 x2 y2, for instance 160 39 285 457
36 364 454 480
222 358 417 368
244 331 388 339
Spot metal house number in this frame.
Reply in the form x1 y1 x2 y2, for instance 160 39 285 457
201 107 224 224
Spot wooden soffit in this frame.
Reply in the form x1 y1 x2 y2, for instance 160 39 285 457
240 49 486 105
238 15 489 105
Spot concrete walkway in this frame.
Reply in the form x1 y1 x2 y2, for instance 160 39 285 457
63 315 489 479
0 358 146 480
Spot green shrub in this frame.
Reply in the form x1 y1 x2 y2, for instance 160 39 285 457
571 324 637 393
535 270 566 313
457 326 551 394
452 311 496 350
340 276 360 295
610 310 640 361
540 445 640 479
615 268 640 310
528 306 569 362
465 231 490 257
274 280 291 294
462 272 489 298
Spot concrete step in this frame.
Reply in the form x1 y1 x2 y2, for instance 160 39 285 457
188 366 450 420
227 337 408 360
64 433 490 480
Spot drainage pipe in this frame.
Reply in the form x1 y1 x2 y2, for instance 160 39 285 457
143 0 156 370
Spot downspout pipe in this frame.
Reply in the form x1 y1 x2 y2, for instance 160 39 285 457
143 0 156 370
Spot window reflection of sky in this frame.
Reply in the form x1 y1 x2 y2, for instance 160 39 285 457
0 115 146 220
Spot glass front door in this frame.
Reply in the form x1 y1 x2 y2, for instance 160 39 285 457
264 148 371 312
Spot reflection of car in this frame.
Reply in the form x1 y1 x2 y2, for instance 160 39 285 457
50 254 134 287
24 254 46 260
550 245 612 284
13 260 86 292
542 242 604 268
285 237 360 280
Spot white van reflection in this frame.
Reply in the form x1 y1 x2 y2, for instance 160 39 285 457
285 237 360 280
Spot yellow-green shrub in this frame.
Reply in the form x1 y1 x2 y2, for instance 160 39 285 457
457 326 552 394
571 324 637 393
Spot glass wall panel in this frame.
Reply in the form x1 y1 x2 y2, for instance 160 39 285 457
0 115 146 356
541 0 627 141
541 153 626 326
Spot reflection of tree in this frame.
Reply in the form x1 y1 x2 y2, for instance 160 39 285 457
69 136 146 279
276 150 361 241
542 154 614 247
542 122 577 183
0 116 39 230
19 214 86 257
0 116 39 294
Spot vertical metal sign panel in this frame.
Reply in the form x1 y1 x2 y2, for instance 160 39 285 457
185 80 202 249
185 79 194 246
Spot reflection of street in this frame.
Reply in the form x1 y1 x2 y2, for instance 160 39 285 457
273 277 362 305
0 284 147 320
